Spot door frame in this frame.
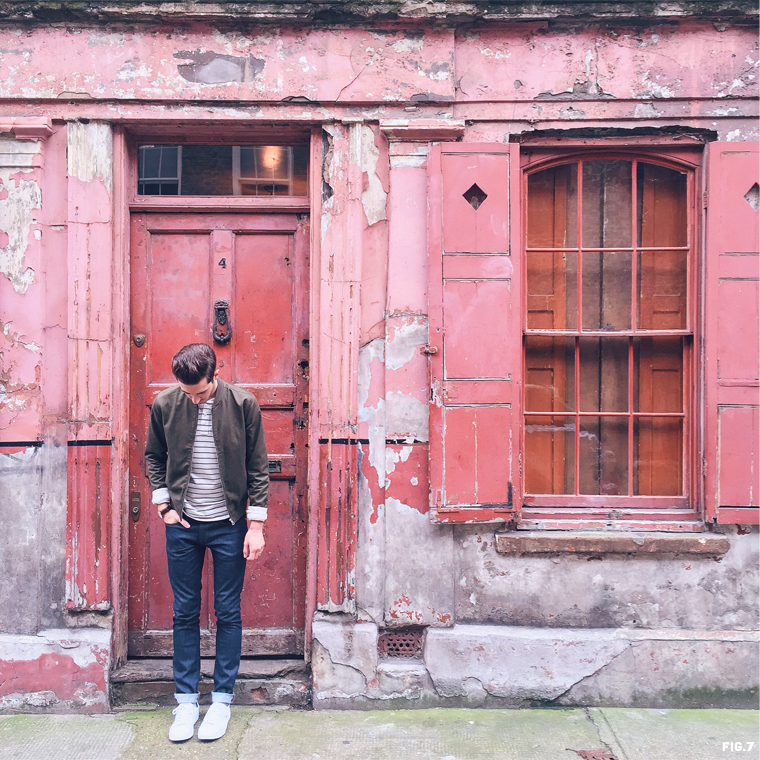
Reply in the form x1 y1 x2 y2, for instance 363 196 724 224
110 124 322 669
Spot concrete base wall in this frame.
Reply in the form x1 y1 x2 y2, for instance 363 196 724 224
0 629 110 713
312 621 759 709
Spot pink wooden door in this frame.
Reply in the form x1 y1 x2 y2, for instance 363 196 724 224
704 143 760 524
128 212 309 656
428 145 521 522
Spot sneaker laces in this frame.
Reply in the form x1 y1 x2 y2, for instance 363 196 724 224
172 702 198 718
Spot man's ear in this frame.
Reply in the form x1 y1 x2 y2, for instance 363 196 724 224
214 368 221 378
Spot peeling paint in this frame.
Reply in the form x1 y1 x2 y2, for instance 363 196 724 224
0 629 109 712
358 338 386 488
386 317 428 371
0 138 41 293
66 122 112 192
360 125 387 227
385 444 412 479
386 391 428 443
174 50 265 84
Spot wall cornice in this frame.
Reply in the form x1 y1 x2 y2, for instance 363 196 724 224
0 0 756 26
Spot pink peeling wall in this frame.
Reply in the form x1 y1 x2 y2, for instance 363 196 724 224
0 10 757 710
0 21 755 137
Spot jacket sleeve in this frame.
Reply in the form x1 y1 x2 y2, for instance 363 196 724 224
144 401 169 494
245 396 269 521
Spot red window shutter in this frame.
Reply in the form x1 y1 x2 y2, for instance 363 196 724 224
428 144 521 523
704 142 760 525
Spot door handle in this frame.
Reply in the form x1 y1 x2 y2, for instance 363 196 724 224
213 299 232 345
131 491 141 522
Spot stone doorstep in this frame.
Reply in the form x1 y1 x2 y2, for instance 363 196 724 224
495 531 730 556
110 658 311 708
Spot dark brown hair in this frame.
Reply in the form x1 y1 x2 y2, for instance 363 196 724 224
171 343 216 385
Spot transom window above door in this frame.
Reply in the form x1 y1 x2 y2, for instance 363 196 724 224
137 144 308 196
524 157 693 503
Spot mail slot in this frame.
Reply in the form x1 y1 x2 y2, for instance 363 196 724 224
268 459 282 474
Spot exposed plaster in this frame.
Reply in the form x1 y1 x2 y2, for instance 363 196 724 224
386 391 428 442
385 446 412 480
358 338 386 488
386 317 427 371
0 368 40 422
312 639 368 700
174 50 266 84
360 125 387 227
66 121 112 193
321 125 341 245
0 156 40 294
0 629 110 712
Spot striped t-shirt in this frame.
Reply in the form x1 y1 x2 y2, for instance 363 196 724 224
183 397 229 521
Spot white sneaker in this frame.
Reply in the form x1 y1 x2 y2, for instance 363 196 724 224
168 701 199 742
197 702 231 741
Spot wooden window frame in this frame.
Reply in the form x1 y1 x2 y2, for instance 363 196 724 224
519 143 703 528
126 125 312 213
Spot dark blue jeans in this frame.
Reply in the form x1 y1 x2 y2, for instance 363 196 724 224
165 516 247 697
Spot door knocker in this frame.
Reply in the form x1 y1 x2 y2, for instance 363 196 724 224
213 299 232 345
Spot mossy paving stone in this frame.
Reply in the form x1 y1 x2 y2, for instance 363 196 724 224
239 708 602 760
0 714 133 760
595 708 760 760
117 706 254 760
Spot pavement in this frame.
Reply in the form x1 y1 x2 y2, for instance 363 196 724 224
0 706 758 760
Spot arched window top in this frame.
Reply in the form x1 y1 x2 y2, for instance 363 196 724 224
527 158 689 251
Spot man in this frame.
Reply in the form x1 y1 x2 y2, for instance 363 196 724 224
145 343 268 742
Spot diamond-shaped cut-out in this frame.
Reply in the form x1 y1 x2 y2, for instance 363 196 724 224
463 183 488 210
744 182 759 211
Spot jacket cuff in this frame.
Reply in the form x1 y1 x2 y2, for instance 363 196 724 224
151 487 170 505
246 506 267 522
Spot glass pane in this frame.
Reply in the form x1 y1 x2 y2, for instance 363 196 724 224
579 337 629 412
634 337 683 413
637 250 687 330
525 336 575 412
637 162 687 247
526 251 578 330
237 145 309 196
579 416 629 495
181 145 233 194
582 251 632 330
525 416 575 494
140 146 162 178
634 417 683 495
160 145 178 177
527 164 578 248
137 144 308 196
582 160 632 248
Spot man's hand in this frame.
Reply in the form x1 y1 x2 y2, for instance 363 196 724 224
160 504 190 529
243 521 265 561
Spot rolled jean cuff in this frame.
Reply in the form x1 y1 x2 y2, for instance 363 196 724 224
211 691 234 704
175 692 199 704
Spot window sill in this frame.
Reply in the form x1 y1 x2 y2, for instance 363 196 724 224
494 531 730 557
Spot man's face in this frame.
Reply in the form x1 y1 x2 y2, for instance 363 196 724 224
178 369 219 405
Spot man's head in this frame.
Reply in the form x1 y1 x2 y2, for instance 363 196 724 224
171 343 220 404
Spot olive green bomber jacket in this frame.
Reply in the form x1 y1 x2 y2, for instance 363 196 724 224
144 379 269 524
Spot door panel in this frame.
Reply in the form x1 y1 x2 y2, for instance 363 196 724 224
128 212 309 656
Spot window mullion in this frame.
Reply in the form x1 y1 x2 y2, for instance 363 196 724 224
629 336 634 497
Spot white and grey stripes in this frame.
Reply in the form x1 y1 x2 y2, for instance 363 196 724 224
184 397 229 522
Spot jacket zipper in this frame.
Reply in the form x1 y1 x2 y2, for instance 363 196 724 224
179 401 200 520
211 391 236 524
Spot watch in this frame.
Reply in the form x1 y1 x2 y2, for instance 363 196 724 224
158 504 173 518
